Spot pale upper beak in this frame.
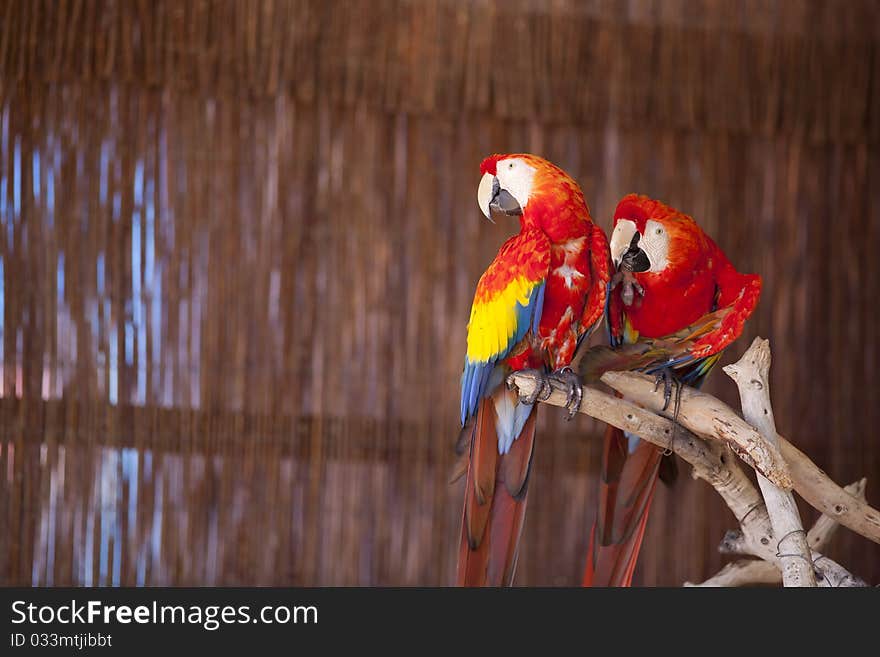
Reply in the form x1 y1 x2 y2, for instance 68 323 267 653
477 172 522 221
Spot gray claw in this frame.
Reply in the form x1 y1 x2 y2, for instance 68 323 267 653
511 369 550 405
567 385 584 420
537 379 553 402
549 367 584 420
653 367 677 412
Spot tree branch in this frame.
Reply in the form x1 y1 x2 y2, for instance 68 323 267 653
778 440 880 545
684 559 781 587
595 372 880 545
599 370 792 489
723 337 815 586
686 479 866 587
506 343 874 586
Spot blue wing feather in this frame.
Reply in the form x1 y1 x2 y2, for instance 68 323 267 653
460 281 546 425
643 352 721 389
531 283 546 335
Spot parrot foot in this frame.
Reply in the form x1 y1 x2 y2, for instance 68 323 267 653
610 270 645 307
652 365 679 413
508 369 553 406
651 364 685 455
548 367 584 421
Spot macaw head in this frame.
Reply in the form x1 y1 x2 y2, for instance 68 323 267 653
476 153 590 231
609 194 708 278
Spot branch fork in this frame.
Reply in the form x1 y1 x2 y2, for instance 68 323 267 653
506 337 877 587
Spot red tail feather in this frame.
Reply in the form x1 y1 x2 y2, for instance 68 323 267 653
457 393 537 586
583 424 661 587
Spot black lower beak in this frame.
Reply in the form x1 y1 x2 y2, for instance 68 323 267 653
489 184 522 217
621 247 650 273
620 233 650 272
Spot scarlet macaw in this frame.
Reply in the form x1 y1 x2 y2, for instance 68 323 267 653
456 154 611 586
581 194 762 587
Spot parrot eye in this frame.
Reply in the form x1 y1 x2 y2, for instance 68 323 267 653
508 162 515 170
655 228 663 235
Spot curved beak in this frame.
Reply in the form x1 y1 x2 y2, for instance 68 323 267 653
477 172 522 222
619 232 651 273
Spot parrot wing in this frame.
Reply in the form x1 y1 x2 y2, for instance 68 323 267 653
577 222 612 344
688 269 762 360
460 230 550 425
575 306 731 383
456 230 550 586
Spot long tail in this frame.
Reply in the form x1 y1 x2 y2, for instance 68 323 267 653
582 424 661 587
457 391 537 586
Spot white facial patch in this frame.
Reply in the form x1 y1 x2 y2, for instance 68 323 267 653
495 158 537 210
639 220 669 272
610 219 637 267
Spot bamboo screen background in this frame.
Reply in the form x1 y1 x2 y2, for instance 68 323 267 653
1 0 879 586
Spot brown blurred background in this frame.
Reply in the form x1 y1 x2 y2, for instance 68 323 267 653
1 0 879 586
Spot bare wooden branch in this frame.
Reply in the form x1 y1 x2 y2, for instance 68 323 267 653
600 370 791 489
687 552 864 587
685 560 780 587
596 370 880 546
724 337 815 586
806 478 868 550
687 479 866 587
507 362 872 587
697 490 860 586
508 370 766 527
779 440 880 544
508 374 755 520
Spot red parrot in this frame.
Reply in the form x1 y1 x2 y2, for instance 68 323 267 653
456 154 611 586
582 194 762 587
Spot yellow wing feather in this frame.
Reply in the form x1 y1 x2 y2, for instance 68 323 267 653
466 276 537 363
